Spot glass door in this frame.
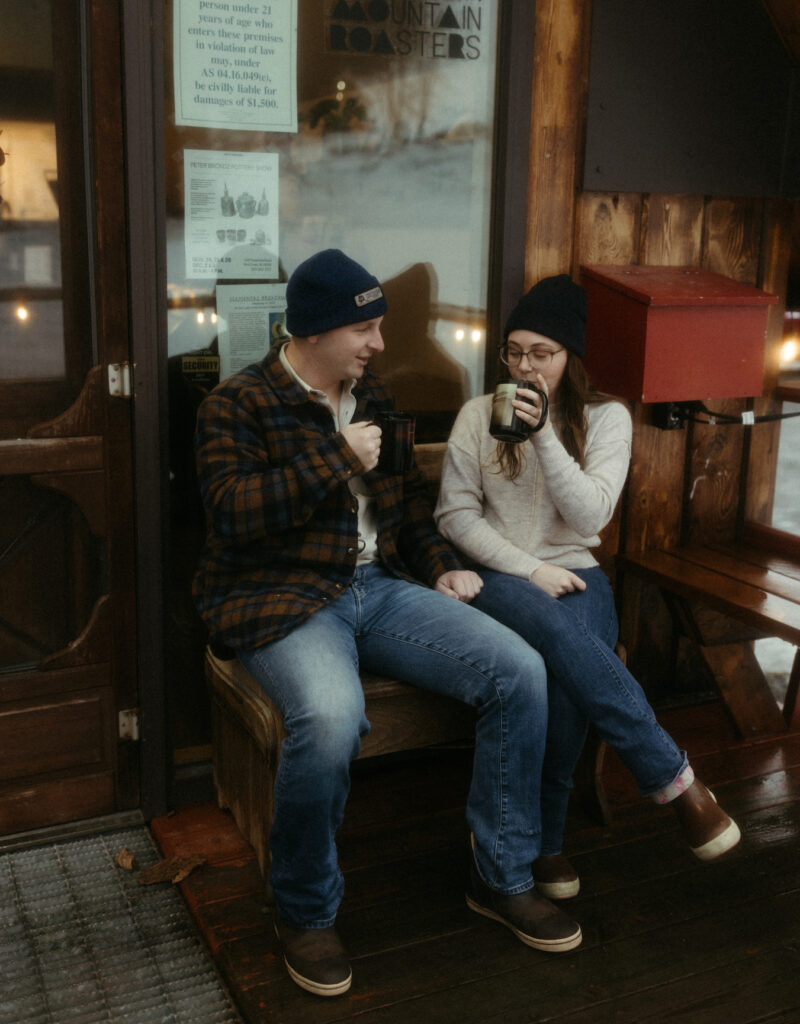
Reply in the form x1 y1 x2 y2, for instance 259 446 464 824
161 0 504 759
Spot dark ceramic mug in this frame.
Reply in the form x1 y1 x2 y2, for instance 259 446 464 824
489 379 548 442
376 411 416 473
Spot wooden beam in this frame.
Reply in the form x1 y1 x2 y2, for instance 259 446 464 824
698 642 787 737
0 437 103 475
743 198 796 527
784 649 800 729
526 0 592 283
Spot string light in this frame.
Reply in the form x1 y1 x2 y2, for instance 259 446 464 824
780 338 799 366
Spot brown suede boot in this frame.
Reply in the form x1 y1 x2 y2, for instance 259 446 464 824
532 854 580 899
670 780 741 861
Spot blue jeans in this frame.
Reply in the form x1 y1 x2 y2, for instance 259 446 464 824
473 568 687 856
238 564 549 928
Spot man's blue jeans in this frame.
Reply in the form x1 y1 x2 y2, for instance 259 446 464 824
473 568 688 857
238 564 549 929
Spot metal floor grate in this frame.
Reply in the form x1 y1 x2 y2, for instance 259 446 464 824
0 825 242 1024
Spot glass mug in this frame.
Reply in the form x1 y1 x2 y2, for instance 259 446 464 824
376 411 416 473
489 379 548 442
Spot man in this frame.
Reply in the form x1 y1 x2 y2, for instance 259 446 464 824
194 249 581 998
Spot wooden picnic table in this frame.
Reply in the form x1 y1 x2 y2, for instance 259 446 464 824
618 525 800 736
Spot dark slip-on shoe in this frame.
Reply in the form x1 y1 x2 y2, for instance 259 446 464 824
275 917 352 997
466 862 582 952
532 853 581 899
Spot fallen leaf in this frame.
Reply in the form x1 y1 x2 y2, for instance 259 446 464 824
171 860 205 883
115 847 136 871
138 854 206 885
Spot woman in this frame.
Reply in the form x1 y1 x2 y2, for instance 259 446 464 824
435 274 740 899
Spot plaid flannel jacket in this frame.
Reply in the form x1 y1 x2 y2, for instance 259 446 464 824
193 344 463 651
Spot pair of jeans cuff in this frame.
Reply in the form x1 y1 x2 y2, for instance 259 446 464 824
651 764 695 805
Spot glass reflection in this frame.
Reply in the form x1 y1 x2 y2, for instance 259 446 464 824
164 0 498 423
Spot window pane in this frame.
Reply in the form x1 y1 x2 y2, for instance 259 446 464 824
0 3 64 381
0 476 104 671
164 1 499 431
772 401 800 534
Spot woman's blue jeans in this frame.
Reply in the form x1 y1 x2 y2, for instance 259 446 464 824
473 567 687 857
238 564 549 929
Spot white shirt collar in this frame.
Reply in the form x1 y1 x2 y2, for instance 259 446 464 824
279 342 356 401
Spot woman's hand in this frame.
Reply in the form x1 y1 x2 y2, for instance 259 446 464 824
512 372 550 432
435 570 484 602
530 564 587 597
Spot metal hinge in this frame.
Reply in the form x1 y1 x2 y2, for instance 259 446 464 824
108 362 132 398
118 708 140 741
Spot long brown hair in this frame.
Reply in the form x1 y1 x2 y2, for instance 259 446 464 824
494 353 613 481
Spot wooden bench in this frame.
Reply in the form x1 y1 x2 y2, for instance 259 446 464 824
206 442 474 877
617 523 800 738
207 648 477 877
206 441 615 878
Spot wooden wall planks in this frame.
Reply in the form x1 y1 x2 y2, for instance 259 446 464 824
527 2 795 555
524 0 798 700
640 195 703 266
526 0 592 282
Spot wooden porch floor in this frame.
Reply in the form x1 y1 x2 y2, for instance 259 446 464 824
151 699 800 1023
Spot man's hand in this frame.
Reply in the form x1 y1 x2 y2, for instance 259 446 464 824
530 564 587 598
435 569 484 602
341 421 382 472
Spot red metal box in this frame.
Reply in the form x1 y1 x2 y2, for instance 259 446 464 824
579 265 777 403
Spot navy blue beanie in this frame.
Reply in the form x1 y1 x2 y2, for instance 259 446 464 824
504 274 587 358
285 249 388 337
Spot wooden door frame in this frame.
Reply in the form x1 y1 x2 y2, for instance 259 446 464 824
485 1 536 392
118 0 170 819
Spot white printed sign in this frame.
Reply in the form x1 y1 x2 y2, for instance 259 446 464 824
216 282 288 378
174 0 298 132
184 149 280 280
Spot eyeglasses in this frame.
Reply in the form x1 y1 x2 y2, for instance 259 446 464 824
498 344 564 368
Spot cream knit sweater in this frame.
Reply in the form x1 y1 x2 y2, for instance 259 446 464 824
434 394 632 579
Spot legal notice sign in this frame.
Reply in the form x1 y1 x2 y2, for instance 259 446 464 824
174 0 298 132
